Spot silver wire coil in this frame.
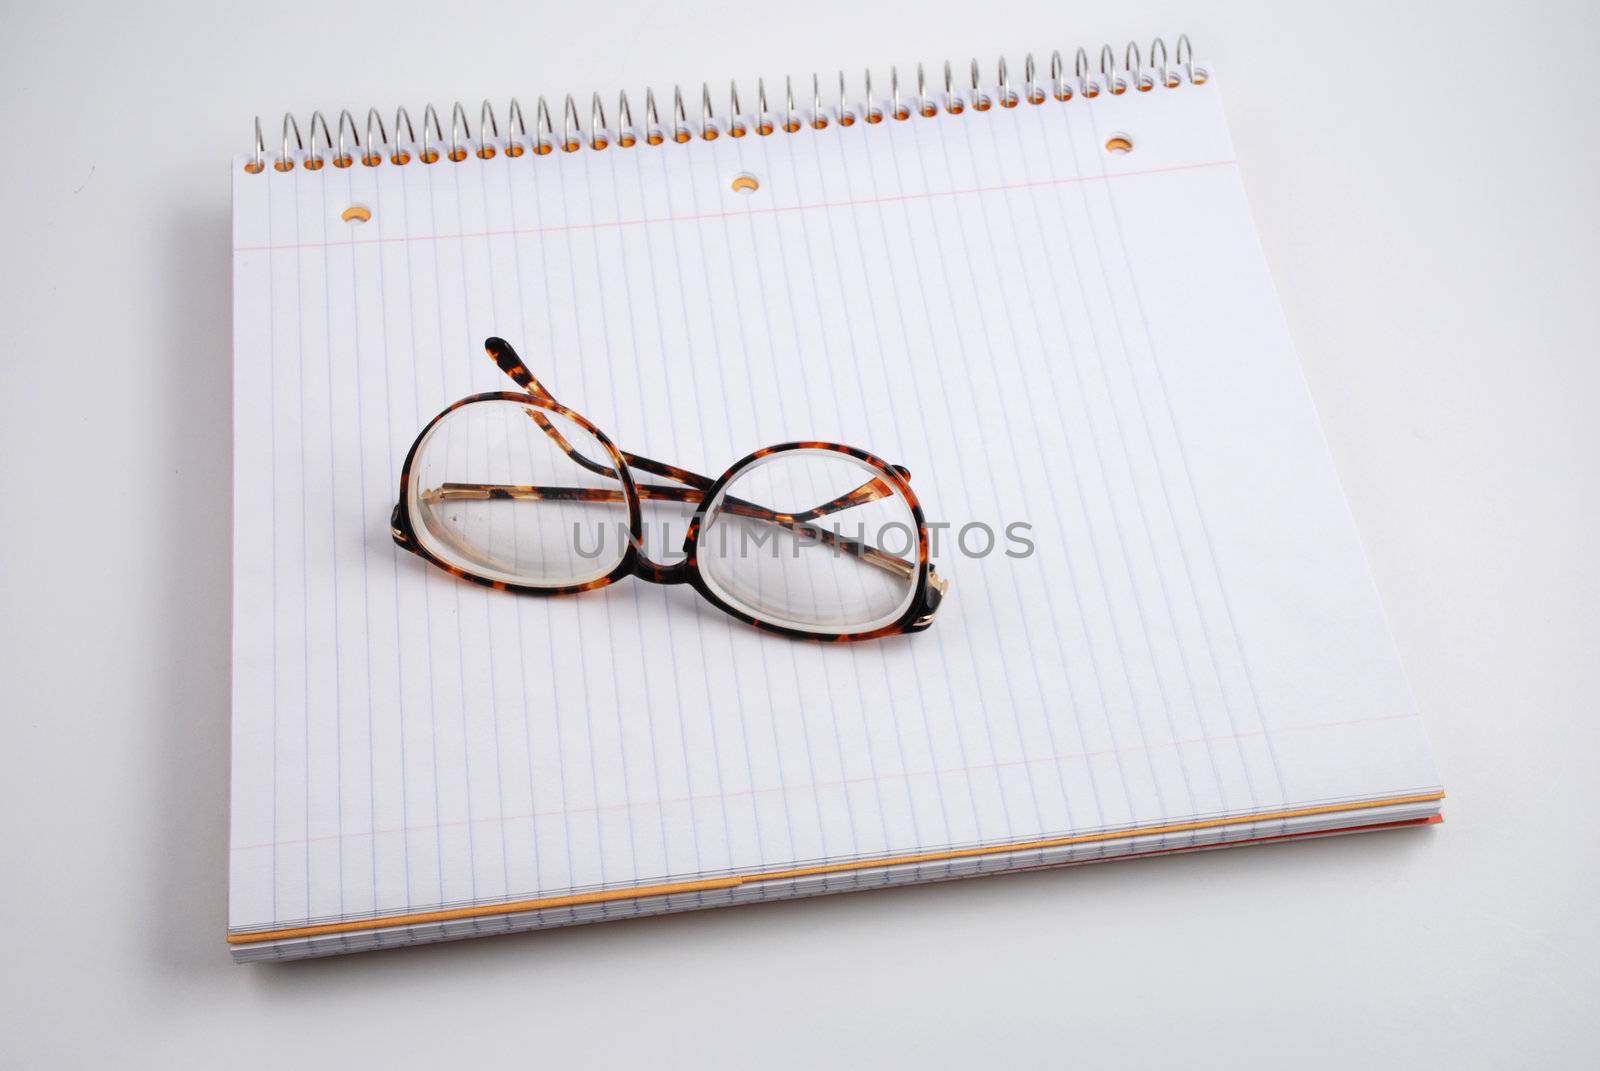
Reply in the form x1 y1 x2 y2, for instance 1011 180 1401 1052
247 35 1202 171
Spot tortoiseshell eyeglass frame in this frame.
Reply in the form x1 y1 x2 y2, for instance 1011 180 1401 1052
390 337 948 642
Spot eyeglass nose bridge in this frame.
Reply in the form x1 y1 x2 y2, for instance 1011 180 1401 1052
631 550 693 586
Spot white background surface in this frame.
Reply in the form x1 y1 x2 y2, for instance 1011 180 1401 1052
1 0 1594 1065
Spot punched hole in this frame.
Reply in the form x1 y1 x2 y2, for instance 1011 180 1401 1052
730 173 760 194
1104 133 1134 155
341 204 372 224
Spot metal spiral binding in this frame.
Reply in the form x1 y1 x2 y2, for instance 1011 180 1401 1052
245 34 1203 172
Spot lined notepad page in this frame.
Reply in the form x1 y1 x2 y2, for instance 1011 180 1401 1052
229 78 1439 938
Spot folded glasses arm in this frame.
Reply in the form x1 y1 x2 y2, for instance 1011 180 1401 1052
484 336 558 400
481 338 899 515
426 478 887 528
425 480 916 579
470 337 919 582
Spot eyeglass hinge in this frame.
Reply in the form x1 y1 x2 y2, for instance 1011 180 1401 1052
389 504 410 546
910 567 949 629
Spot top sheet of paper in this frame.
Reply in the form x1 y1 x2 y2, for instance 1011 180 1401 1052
229 79 1438 933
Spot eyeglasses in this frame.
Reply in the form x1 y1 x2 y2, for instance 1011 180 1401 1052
390 338 949 641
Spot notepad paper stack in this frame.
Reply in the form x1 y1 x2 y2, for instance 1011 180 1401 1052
228 36 1441 960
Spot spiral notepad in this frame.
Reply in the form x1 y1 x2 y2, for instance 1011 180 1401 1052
228 36 1442 961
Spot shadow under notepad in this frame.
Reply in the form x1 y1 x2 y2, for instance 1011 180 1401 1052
241 816 1433 982
143 200 236 975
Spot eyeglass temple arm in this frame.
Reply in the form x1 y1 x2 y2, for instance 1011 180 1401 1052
426 480 917 579
482 337 907 516
485 336 559 401
484 338 719 493
474 337 921 581
427 473 894 530
483 337 620 482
